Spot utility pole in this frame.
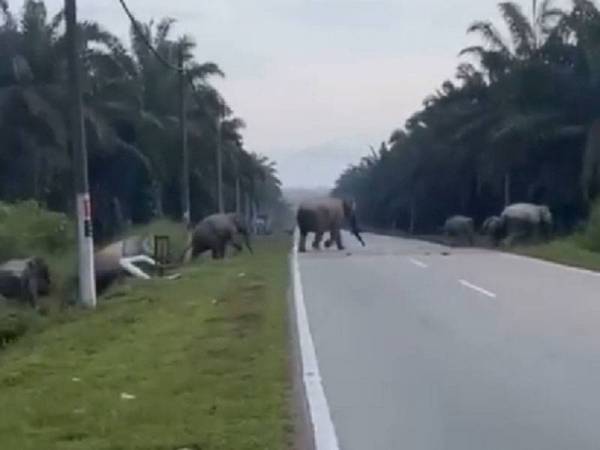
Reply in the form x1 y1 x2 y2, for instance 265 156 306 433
179 45 190 227
65 0 96 308
216 100 224 213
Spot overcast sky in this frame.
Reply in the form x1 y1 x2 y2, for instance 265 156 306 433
14 0 560 188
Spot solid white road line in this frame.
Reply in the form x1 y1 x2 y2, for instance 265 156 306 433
459 279 497 299
292 232 340 450
409 258 428 269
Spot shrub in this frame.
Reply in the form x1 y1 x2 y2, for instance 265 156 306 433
577 200 600 252
0 201 75 261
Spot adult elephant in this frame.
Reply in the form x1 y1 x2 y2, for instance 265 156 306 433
443 215 475 246
482 216 505 247
94 235 155 292
296 197 365 252
188 213 252 260
500 203 553 245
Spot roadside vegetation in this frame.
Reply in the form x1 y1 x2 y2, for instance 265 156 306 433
516 201 600 270
0 237 292 450
0 2 293 446
0 203 193 345
0 0 286 242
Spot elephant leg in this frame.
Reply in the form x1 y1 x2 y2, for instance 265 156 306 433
312 232 324 250
218 241 227 259
299 232 308 253
324 232 334 249
334 229 345 250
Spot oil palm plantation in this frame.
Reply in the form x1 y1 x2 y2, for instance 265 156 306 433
0 0 286 239
336 0 600 233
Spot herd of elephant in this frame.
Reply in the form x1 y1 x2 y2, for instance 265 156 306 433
188 201 552 259
186 197 368 260
294 199 554 253
443 203 553 247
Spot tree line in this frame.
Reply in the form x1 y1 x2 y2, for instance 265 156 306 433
0 0 284 240
334 0 600 234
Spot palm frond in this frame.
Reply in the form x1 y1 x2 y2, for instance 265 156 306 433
498 2 535 57
491 110 563 142
154 17 176 47
466 20 511 55
21 87 66 146
187 62 224 80
0 0 15 29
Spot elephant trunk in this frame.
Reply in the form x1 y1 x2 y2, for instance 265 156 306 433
242 231 253 254
349 213 366 247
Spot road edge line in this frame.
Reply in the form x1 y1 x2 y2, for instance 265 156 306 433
500 252 600 277
291 231 341 450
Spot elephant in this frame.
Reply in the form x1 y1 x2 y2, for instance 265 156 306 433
296 197 365 253
499 203 553 246
94 235 156 292
443 215 475 246
188 212 252 260
481 215 505 247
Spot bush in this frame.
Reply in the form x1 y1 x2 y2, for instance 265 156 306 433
0 304 38 347
0 201 75 261
576 200 600 252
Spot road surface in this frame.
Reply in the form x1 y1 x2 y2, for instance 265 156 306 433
297 232 600 450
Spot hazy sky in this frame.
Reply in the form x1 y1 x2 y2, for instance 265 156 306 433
15 0 558 187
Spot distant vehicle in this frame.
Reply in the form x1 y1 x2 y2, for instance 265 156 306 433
253 214 272 235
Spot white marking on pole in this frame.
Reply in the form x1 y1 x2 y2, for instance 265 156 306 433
459 279 497 298
76 193 96 308
409 258 428 268
292 231 340 450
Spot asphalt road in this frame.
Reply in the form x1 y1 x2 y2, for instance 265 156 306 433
298 232 600 450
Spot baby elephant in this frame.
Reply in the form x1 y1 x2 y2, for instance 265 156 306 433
189 213 252 260
443 215 475 246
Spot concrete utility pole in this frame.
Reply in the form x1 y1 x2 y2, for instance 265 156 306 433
179 45 190 227
65 0 96 308
216 100 224 213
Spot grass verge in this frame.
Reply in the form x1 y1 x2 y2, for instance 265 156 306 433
513 237 600 272
0 237 292 450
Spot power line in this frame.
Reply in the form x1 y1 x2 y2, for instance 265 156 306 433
115 0 225 115
115 0 181 72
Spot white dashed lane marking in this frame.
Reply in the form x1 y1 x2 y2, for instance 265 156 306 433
459 279 497 299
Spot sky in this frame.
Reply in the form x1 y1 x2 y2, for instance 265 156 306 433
14 0 562 188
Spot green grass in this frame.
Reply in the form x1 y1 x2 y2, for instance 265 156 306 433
514 237 600 272
0 237 292 450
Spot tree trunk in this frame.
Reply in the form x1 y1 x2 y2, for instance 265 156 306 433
235 176 241 214
153 182 164 218
244 193 251 224
409 196 416 235
504 171 511 207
